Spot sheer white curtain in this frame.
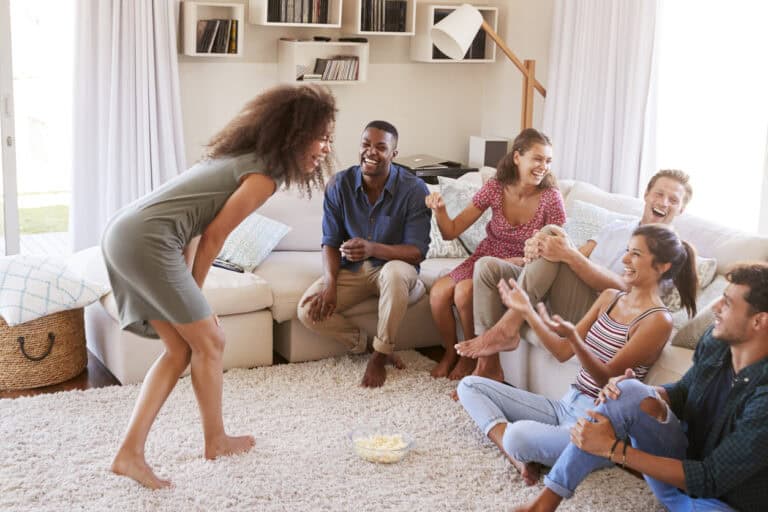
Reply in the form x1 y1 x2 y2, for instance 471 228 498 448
71 0 186 250
542 0 659 196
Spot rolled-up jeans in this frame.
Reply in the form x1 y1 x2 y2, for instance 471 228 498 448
457 376 608 467
545 379 735 512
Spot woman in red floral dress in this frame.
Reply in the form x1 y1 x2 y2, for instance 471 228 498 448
425 129 565 379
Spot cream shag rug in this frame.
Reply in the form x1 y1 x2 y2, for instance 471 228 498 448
0 351 661 511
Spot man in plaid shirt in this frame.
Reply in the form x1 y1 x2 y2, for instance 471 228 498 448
516 262 768 512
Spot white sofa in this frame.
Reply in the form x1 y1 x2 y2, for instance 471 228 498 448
72 169 768 393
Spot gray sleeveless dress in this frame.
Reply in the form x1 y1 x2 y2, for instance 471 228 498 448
101 153 282 338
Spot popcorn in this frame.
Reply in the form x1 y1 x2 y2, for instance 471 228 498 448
353 434 409 463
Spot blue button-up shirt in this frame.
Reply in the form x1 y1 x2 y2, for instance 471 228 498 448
321 164 431 271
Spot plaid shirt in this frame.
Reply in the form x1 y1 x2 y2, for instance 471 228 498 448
663 326 768 511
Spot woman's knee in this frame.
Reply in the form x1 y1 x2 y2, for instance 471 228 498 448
454 280 474 309
429 277 455 307
164 345 192 369
456 376 483 402
502 422 536 460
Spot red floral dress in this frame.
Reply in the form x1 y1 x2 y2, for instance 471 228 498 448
448 179 566 282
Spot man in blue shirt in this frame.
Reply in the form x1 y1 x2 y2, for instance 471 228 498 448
298 120 430 387
515 261 768 512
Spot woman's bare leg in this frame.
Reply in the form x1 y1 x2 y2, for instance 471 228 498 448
448 279 478 380
429 276 460 378
173 317 254 459
111 320 191 489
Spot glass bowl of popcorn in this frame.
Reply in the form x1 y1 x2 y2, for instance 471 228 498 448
348 427 414 464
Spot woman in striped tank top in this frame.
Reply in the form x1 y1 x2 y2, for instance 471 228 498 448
457 224 698 486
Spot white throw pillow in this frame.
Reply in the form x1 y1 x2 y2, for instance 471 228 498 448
426 214 469 259
438 176 491 253
564 199 637 248
0 256 109 326
218 213 291 272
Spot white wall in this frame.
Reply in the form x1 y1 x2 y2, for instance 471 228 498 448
178 0 554 169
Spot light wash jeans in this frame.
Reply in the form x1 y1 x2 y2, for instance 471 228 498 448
545 379 735 512
457 376 609 467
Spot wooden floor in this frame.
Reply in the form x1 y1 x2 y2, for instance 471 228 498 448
0 346 446 400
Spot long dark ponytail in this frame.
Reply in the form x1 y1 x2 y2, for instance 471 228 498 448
633 224 698 317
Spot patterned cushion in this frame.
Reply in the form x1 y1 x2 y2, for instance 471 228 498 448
564 199 636 248
218 213 291 272
661 256 718 313
0 256 109 326
426 213 469 259
438 176 491 253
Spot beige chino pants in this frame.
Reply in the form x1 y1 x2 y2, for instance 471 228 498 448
297 260 418 355
472 225 598 334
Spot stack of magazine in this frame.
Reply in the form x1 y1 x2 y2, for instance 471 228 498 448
301 56 360 81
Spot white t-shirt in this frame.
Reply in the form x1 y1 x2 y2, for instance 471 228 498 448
588 219 640 276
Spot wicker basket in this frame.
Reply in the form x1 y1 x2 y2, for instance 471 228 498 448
0 308 87 390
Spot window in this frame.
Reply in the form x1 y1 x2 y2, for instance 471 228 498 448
656 0 768 233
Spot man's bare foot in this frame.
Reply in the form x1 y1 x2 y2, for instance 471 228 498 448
111 449 171 490
455 329 520 359
472 357 506 383
509 456 541 486
430 351 458 378
448 356 476 380
204 434 256 460
361 351 403 387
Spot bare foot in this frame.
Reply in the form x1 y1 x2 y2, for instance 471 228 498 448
111 449 171 490
448 356 476 380
472 356 506 383
362 351 402 387
512 488 563 511
455 329 520 359
430 351 458 378
204 434 256 460
510 456 541 486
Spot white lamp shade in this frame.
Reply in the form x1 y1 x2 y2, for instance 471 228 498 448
430 4 483 60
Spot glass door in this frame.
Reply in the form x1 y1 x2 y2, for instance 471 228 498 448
0 0 20 255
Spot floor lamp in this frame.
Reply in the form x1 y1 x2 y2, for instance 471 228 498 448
431 3 546 130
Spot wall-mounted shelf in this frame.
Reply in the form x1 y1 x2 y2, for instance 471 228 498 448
249 0 342 27
277 40 369 84
342 0 415 36
182 1 245 57
411 3 497 63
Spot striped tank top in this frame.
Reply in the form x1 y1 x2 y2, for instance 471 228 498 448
574 292 668 398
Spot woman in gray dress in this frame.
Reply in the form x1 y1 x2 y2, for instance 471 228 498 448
102 84 337 489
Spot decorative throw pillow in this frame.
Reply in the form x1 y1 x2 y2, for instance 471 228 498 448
660 256 718 313
438 176 491 253
426 213 469 258
564 199 637 248
218 213 291 272
0 256 109 326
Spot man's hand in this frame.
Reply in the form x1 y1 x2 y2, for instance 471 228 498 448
570 410 617 459
340 238 373 262
595 368 637 404
425 191 445 211
300 285 337 322
497 278 534 315
538 229 572 263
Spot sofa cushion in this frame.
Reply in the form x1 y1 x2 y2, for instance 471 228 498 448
253 251 323 322
218 213 291 272
565 181 643 217
564 199 637 248
257 186 325 251
438 175 490 253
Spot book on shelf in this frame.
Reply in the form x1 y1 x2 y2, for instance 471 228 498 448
268 0 329 24
227 19 238 53
312 55 359 81
194 18 240 55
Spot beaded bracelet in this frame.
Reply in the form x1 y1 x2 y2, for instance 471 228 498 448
608 437 622 462
621 439 630 468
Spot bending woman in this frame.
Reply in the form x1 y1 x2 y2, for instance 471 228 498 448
456 224 697 485
102 85 337 489
425 129 565 380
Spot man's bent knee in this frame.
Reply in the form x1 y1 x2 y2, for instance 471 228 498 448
639 396 668 422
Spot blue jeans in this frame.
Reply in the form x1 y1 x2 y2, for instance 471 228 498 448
544 379 735 512
457 376 609 468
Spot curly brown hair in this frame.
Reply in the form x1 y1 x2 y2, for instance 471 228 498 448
206 84 337 195
726 262 768 314
495 128 557 189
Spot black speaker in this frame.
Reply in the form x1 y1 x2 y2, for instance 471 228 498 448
469 136 510 168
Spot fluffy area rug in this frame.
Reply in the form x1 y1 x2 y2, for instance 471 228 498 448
0 351 661 511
